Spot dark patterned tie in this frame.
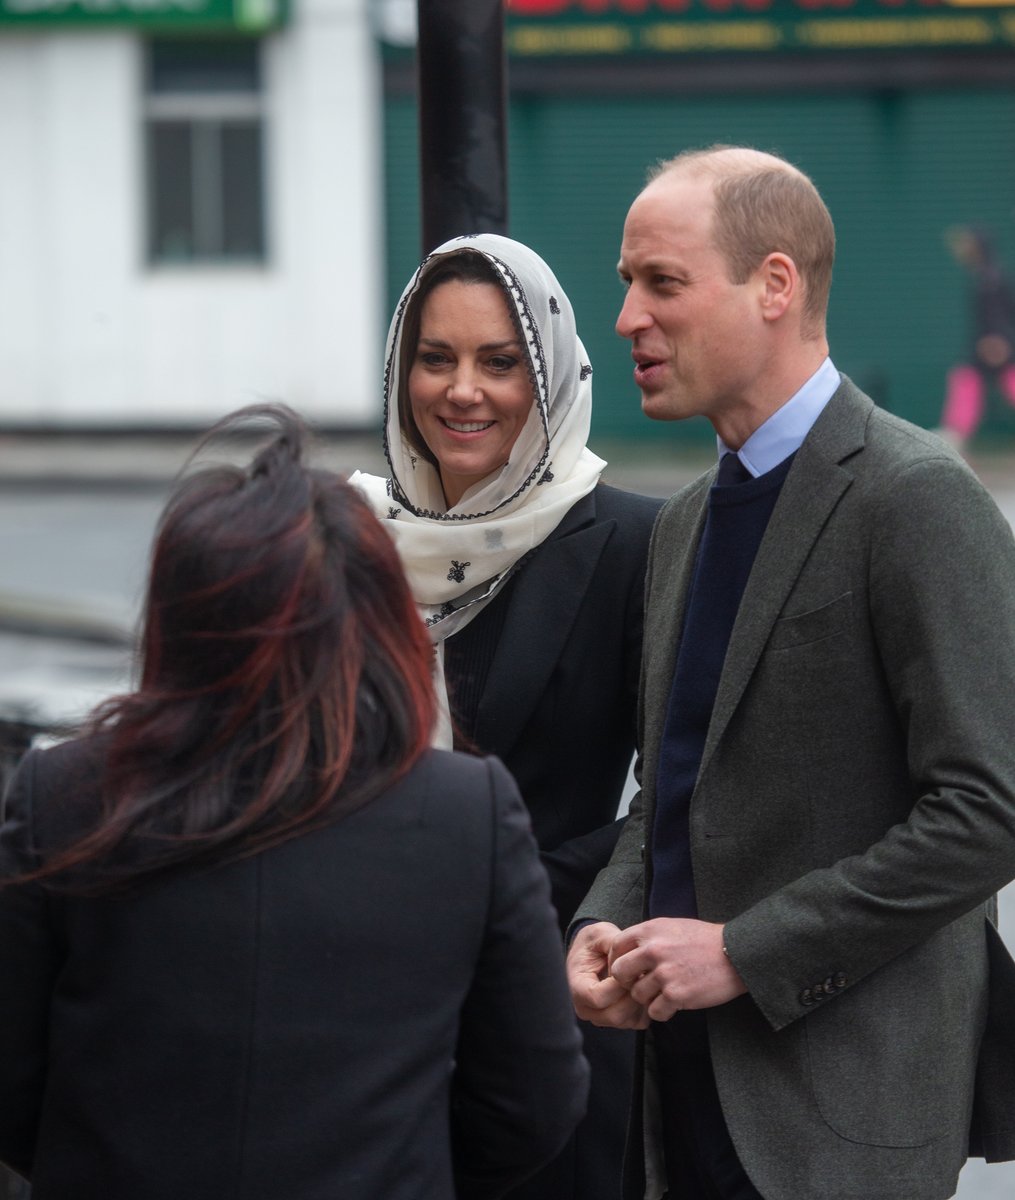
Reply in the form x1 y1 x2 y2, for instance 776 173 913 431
717 451 752 486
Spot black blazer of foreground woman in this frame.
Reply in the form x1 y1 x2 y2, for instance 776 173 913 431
0 738 589 1200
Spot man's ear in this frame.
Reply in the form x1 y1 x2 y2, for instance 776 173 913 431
757 252 798 323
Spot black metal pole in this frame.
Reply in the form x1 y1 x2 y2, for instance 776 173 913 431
416 0 508 255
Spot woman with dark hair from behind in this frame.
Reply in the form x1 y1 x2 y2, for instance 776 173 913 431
0 405 588 1200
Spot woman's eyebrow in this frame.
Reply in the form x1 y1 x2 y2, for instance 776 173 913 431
418 335 523 352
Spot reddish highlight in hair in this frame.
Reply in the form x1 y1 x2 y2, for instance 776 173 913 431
28 406 436 891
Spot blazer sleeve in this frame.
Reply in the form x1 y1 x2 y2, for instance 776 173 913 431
451 757 589 1200
568 771 648 938
726 454 1015 1030
0 749 62 1180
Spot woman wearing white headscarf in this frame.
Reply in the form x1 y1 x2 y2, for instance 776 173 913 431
352 234 661 1200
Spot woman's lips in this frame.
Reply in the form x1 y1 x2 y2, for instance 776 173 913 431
440 417 495 434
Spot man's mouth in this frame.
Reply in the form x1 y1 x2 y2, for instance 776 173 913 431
441 418 495 433
633 357 663 383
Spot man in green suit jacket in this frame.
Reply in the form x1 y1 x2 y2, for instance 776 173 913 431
568 145 1015 1199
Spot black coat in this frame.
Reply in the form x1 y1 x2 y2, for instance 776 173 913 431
445 481 662 1200
447 482 663 926
0 740 588 1200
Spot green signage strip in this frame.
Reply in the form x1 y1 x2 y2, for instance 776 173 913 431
0 0 285 31
502 0 1015 55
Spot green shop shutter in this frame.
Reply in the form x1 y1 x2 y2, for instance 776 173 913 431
385 87 1015 445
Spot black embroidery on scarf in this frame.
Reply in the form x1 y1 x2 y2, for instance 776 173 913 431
380 269 424 475
426 603 455 628
538 468 554 485
580 363 592 380
549 296 560 315
387 507 401 520
487 254 552 491
447 560 471 583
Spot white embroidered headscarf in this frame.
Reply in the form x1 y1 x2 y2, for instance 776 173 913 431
350 233 605 747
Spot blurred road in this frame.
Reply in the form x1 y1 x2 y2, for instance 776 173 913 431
1 431 1015 1197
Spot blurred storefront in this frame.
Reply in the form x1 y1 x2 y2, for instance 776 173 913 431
0 0 381 428
6 0 1015 440
380 0 1015 443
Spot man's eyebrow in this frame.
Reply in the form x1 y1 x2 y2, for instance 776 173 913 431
617 257 682 277
641 259 683 273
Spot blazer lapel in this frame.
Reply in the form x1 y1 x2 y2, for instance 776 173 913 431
699 379 871 775
640 475 712 800
474 492 614 759
644 478 711 696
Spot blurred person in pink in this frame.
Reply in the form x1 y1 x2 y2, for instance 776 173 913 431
938 226 1015 447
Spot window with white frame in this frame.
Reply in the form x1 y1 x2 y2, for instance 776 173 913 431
145 39 266 265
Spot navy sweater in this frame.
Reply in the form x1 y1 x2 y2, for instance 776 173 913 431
649 454 795 922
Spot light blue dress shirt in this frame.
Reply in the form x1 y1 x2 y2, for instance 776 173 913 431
718 357 841 478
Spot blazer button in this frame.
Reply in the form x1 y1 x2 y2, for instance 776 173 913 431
800 988 814 1006
822 976 836 994
834 972 848 989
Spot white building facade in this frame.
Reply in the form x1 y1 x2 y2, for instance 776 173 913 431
0 0 382 427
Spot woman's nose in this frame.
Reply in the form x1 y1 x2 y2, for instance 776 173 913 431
446 369 483 405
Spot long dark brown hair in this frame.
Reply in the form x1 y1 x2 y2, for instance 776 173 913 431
19 405 436 892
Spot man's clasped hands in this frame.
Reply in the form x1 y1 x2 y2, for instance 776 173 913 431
566 917 749 1030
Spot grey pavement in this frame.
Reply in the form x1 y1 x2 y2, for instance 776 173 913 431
2 424 1015 504
2 431 1015 1197
0 428 390 491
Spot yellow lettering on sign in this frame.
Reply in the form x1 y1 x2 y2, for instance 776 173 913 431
508 23 634 54
640 20 782 50
795 14 994 44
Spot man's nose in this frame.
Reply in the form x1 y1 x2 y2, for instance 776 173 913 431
616 287 651 339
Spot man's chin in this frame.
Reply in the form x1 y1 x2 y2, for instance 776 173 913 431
640 391 684 422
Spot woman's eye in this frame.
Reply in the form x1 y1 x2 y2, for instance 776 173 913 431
488 355 519 372
419 352 449 367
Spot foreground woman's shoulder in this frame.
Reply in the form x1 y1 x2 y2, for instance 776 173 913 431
407 749 521 819
6 734 106 803
413 747 516 790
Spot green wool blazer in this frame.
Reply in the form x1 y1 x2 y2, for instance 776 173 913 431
576 378 1015 1200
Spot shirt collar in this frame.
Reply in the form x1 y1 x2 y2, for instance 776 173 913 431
718 357 841 478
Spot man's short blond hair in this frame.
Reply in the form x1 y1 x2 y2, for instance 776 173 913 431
650 145 835 338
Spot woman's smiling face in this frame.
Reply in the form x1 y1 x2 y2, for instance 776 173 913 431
407 279 534 509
